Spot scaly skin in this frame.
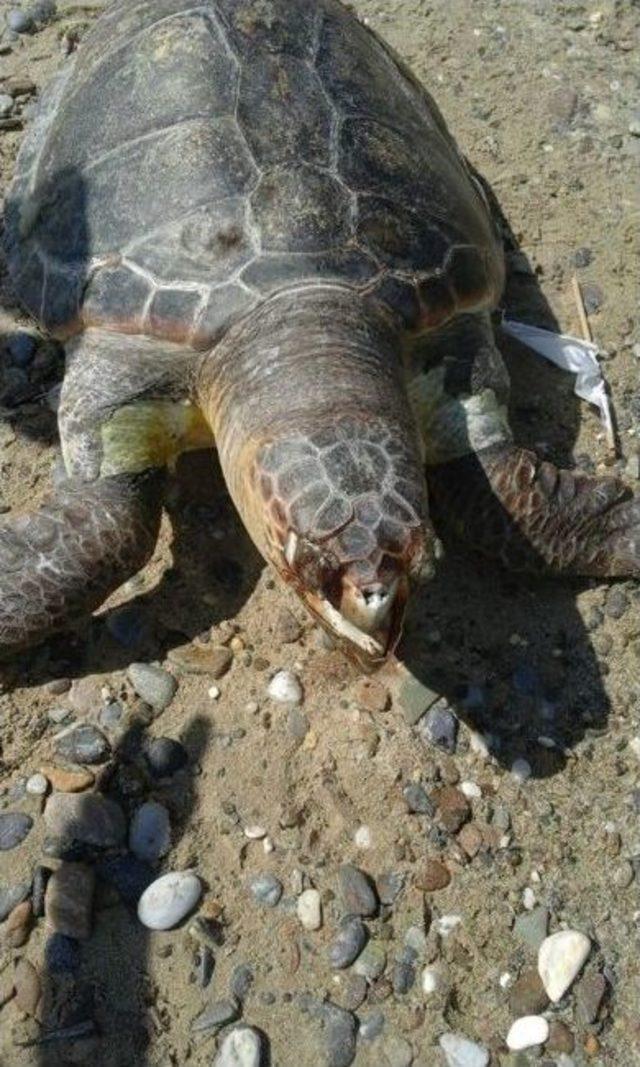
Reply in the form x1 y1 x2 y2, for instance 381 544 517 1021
0 471 164 657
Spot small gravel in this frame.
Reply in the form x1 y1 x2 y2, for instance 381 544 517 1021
0 882 31 922
337 863 378 917
248 872 283 907
267 670 303 704
353 940 387 982
26 773 48 795
55 724 110 764
402 781 435 815
213 1026 263 1067
0 812 33 851
192 996 240 1033
328 915 367 969
7 9 33 32
297 887 322 930
506 1015 549 1051
439 1032 490 1067
143 736 188 778
417 701 458 753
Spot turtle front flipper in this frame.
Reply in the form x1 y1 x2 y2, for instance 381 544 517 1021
0 328 210 659
0 470 164 657
414 312 639 578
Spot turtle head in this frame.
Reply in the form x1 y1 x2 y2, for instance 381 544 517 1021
245 419 434 665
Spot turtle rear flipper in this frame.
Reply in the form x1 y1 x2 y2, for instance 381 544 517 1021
0 470 164 657
416 312 639 579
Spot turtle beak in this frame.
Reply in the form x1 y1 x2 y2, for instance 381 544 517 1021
302 572 409 668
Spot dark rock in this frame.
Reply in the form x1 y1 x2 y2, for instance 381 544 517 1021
417 701 458 753
322 1002 357 1067
0 881 31 922
44 793 126 847
106 606 149 648
230 963 254 1001
329 916 367 969
7 332 37 366
27 0 57 24
433 786 471 833
45 862 95 941
0 812 33 850
192 996 240 1033
143 736 188 778
509 969 549 1015
575 971 607 1025
55 724 110 764
572 247 593 268
581 282 604 314
337 864 378 917
32 866 51 918
392 960 416 995
403 782 435 815
196 944 215 989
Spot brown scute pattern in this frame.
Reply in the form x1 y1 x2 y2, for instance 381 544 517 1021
0 471 164 658
255 415 428 586
7 0 503 346
147 287 204 343
428 445 640 578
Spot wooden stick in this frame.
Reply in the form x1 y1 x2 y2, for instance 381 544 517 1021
571 274 592 343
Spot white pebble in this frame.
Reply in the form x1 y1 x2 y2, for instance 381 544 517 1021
421 965 443 994
262 836 274 854
506 1015 550 1051
208 685 221 700
629 735 640 760
213 1025 262 1067
538 929 591 1001
26 773 49 796
354 825 371 849
523 887 536 910
469 730 490 758
137 872 201 930
460 780 481 799
267 670 303 704
499 972 513 990
297 888 322 930
437 914 462 936
439 1032 489 1067
511 758 532 782
244 825 267 840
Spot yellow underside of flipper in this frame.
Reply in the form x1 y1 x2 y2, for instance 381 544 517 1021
100 400 214 477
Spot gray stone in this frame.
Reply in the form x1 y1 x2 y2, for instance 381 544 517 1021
377 870 405 905
337 864 378 917
44 793 126 847
98 700 124 732
575 971 607 1025
143 736 188 778
353 940 386 981
359 1011 386 1041
213 1026 263 1067
230 963 254 1001
0 881 31 922
6 9 33 32
402 782 435 815
439 1033 489 1067
129 801 171 862
127 663 177 710
399 675 440 725
513 906 549 953
329 916 367 969
248 873 282 907
322 1003 357 1067
392 960 415 995
45 862 95 940
377 1034 414 1067
0 812 33 850
417 701 458 753
192 996 240 1033
55 724 110 764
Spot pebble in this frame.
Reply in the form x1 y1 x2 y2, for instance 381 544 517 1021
392 960 415 995
403 782 435 815
213 1026 263 1067
416 858 451 891
192 996 240 1033
337 864 378 917
575 971 607 1025
377 870 404 905
27 0 56 24
439 1033 490 1067
433 786 471 833
509 969 549 1015
398 673 440 725
353 677 390 714
538 930 591 1002
274 607 303 643
45 862 95 940
297 888 322 930
45 793 126 847
41 765 95 792
417 701 458 752
353 939 387 982
14 958 41 1016
129 801 171 862
127 663 177 710
329 916 367 968
32 865 50 918
457 823 483 858
510 758 532 782
196 944 215 988
8 327 38 363
0 882 31 922
335 973 368 1012
546 1020 575 1054
2 900 32 947
168 644 232 677
322 1002 357 1067
98 700 124 732
7 9 33 32
48 706 72 724
244 825 267 839
0 812 33 850
143 736 188 778
513 906 549 952
55 724 110 764
138 871 202 930
230 963 254 1001
421 965 444 995
287 706 309 739
359 1011 386 1041
0 94 15 118
572 246 593 268
354 825 371 849
248 873 283 907
26 773 49 796
267 670 303 704
506 1015 549 1051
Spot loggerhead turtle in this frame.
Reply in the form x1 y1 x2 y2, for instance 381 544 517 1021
1 0 638 666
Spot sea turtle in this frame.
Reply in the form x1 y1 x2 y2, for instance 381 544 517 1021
2 0 638 666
